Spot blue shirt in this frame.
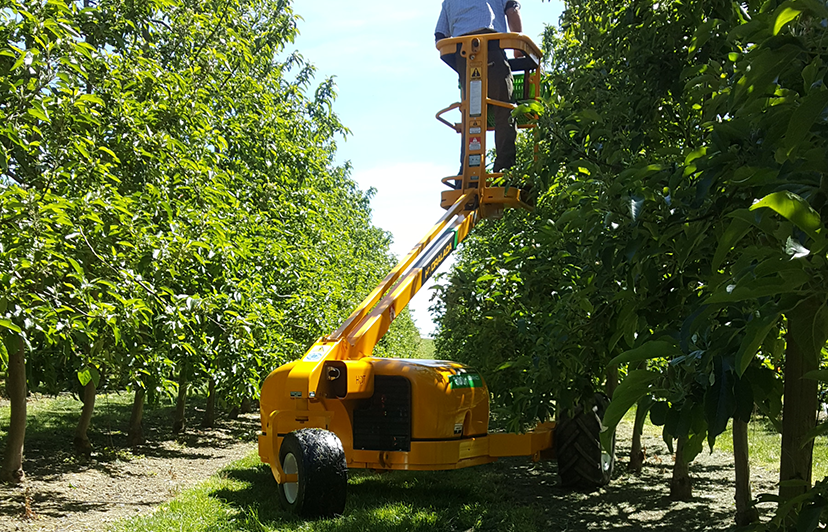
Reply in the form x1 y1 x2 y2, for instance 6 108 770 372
435 0 513 38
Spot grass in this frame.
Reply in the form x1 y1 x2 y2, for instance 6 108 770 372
712 419 782 473
6 389 828 531
632 409 828 481
710 419 828 482
0 391 138 458
0 390 257 471
112 453 553 532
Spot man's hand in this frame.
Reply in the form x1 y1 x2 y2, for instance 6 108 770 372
506 5 523 34
506 5 523 58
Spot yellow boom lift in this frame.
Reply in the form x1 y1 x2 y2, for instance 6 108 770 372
258 33 612 517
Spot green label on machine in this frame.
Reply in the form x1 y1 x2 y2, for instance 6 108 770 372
449 373 483 389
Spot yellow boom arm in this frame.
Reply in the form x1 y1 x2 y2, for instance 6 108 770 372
282 33 541 399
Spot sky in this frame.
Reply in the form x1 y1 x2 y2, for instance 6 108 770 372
291 0 564 336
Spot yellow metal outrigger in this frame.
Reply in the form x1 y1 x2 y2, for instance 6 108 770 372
257 33 552 518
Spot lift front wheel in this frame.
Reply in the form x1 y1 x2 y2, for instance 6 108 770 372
277 428 347 517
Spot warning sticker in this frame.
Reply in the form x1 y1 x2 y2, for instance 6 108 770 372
303 344 330 362
471 67 482 79
469 154 481 167
469 137 481 151
469 79 483 116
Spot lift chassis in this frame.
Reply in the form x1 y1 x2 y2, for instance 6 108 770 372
258 33 609 517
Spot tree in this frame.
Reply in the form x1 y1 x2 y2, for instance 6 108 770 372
435 0 828 520
1 0 421 479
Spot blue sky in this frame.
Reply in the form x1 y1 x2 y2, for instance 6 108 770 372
292 0 564 336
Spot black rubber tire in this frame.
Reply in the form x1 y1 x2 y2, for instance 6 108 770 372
277 428 347 517
556 393 616 490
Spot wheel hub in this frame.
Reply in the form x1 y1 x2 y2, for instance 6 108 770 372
283 452 299 503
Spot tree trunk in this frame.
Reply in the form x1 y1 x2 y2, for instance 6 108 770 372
733 418 759 526
629 400 648 474
1 337 26 483
627 362 647 473
172 368 188 434
127 387 145 447
779 297 826 501
670 436 693 500
73 380 96 456
605 365 618 399
240 397 252 414
201 378 215 428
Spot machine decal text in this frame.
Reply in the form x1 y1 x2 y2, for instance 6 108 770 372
449 373 483 389
421 232 456 285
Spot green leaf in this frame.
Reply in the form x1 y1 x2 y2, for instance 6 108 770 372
88 366 101 388
705 357 735 448
67 257 83 276
607 340 681 367
0 338 7 371
734 377 754 423
800 422 828 449
774 6 802 35
77 142 91 161
496 361 515 371
78 368 92 387
688 18 720 56
705 273 810 304
79 94 104 106
750 191 823 242
0 319 21 333
784 89 828 157
731 166 780 187
99 146 121 163
600 370 660 451
28 106 50 122
796 501 824 532
736 310 780 376
633 396 653 434
802 369 828 382
684 429 708 463
736 46 801 101
650 401 669 426
712 217 752 272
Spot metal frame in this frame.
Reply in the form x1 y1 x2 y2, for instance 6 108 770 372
435 32 542 218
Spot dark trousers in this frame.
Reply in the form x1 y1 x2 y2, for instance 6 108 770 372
454 40 517 173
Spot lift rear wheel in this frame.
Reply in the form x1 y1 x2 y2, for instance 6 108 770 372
556 393 616 489
277 428 347 517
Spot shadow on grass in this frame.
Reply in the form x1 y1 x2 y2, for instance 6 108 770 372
205 457 739 532
210 464 486 532
0 392 259 522
6 394 258 471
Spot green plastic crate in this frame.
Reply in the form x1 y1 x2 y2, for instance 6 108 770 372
487 73 537 128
